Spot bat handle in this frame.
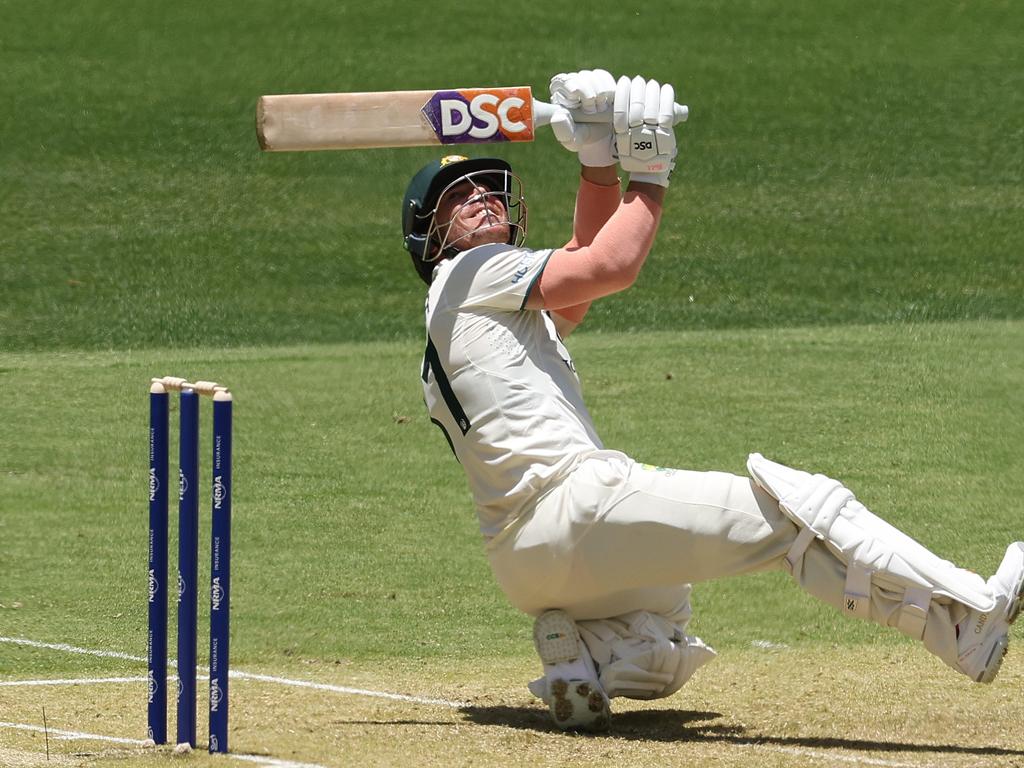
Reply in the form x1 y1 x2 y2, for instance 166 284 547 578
532 99 689 128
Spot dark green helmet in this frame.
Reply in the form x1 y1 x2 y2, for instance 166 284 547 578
402 155 527 284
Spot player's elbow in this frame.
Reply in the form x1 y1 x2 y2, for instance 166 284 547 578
590 259 641 295
585 246 648 295
535 246 646 309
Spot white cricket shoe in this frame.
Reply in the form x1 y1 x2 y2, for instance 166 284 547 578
529 609 611 732
956 542 1024 683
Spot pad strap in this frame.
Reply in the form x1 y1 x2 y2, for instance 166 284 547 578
897 585 931 640
784 527 818 575
844 564 873 620
749 452 995 614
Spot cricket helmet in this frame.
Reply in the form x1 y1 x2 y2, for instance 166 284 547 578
402 155 527 284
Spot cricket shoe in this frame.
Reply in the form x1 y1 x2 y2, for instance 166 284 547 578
529 609 611 732
956 542 1024 683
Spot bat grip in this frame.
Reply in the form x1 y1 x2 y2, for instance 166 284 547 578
532 99 689 128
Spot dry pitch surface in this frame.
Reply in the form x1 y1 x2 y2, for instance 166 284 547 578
2 643 1022 768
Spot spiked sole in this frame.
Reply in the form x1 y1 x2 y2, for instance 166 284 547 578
533 610 583 665
548 678 611 733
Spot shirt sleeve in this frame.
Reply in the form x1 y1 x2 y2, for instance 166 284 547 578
441 243 553 311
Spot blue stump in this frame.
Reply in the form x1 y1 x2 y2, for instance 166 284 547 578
148 383 169 744
208 391 232 753
177 388 199 748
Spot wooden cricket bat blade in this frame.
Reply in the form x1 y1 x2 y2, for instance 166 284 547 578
257 87 539 152
256 87 689 152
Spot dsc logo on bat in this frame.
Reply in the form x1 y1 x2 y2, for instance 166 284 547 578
422 87 535 145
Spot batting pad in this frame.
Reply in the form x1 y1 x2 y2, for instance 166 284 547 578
748 452 995 639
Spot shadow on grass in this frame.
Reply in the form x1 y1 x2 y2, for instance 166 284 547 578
458 704 1024 759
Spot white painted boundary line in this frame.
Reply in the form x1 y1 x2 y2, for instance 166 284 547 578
0 722 329 768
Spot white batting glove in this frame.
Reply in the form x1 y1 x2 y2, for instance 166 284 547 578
548 69 617 167
613 75 678 187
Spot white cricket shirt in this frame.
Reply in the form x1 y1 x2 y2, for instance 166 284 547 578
422 243 603 538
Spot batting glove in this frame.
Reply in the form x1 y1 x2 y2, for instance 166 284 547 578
613 75 678 187
548 69 618 167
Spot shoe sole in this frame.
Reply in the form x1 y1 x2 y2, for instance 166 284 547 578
534 610 584 665
1006 575 1023 624
977 635 1010 683
549 678 611 733
533 611 612 731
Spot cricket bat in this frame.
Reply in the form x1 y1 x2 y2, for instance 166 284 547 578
256 86 688 152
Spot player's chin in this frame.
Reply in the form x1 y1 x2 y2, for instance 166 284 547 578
467 222 510 248
487 222 511 241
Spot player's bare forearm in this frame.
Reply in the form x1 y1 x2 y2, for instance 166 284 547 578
551 165 622 333
567 166 621 248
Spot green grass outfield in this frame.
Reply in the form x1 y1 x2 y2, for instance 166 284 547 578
2 1 1023 765
2 321 1024 765
2 1 1022 350
2 321 1022 666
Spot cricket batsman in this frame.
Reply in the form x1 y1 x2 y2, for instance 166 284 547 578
401 69 1024 732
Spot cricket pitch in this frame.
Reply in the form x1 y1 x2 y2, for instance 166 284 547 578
2 645 1022 768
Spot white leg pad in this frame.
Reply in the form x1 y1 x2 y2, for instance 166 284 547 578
577 610 716 700
747 453 995 637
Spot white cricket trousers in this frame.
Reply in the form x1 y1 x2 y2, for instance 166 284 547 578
486 450 966 668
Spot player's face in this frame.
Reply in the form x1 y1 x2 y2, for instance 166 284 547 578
434 180 510 252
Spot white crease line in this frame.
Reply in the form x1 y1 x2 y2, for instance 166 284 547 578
0 675 211 687
228 755 330 768
0 676 147 687
0 722 329 768
0 636 147 663
751 639 790 650
0 721 147 746
763 745 931 768
229 670 468 708
0 635 468 708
